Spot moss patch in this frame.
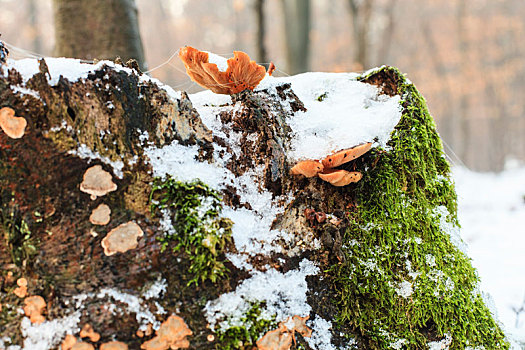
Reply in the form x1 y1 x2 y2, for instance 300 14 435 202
216 303 276 350
150 178 233 286
329 67 508 349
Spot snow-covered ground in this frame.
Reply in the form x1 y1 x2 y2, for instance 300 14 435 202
454 165 525 346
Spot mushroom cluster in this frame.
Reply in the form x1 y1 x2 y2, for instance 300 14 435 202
256 315 312 350
291 142 372 186
141 315 192 350
178 46 268 95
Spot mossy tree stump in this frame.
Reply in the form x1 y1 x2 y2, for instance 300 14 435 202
0 53 508 350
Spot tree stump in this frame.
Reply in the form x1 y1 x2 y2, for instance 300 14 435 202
0 51 508 349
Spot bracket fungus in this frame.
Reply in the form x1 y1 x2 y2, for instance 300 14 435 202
89 203 111 225
290 142 372 186
140 315 192 350
101 221 144 256
178 46 267 95
23 295 46 324
0 107 27 139
318 169 363 187
80 165 117 200
321 142 372 169
256 315 312 350
290 160 324 178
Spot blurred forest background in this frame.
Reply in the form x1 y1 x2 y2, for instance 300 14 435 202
1 0 524 172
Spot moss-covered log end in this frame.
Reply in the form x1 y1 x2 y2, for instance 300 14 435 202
327 66 508 349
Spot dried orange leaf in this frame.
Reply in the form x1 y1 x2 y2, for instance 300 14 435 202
178 46 266 95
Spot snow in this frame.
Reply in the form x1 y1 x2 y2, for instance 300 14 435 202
2 57 181 101
142 277 168 300
206 51 229 72
68 144 125 179
427 333 452 349
305 317 337 350
20 313 81 350
394 280 414 298
257 72 403 161
454 166 525 347
204 259 319 331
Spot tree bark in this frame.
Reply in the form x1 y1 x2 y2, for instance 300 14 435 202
281 0 310 75
53 0 146 70
254 0 268 69
347 0 374 70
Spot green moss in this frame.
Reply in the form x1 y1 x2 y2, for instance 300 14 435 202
330 67 508 349
150 178 232 286
216 303 276 350
317 92 328 102
1 198 37 267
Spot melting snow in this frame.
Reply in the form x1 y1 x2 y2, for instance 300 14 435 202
68 144 125 179
20 312 81 350
305 317 337 350
257 72 402 161
204 259 319 331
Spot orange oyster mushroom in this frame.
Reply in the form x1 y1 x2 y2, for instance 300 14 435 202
141 315 192 350
290 160 324 178
80 165 117 200
61 334 77 350
80 323 101 342
0 107 27 139
318 169 362 187
100 341 128 350
321 142 372 169
178 46 267 95
23 295 46 324
101 221 144 256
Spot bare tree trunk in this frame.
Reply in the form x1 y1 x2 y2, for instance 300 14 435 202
421 24 457 161
27 0 42 55
254 0 269 69
377 0 397 65
347 0 374 70
281 0 310 75
53 0 146 70
456 0 470 166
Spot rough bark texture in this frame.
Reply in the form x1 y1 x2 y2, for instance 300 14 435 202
0 49 509 349
53 0 146 70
